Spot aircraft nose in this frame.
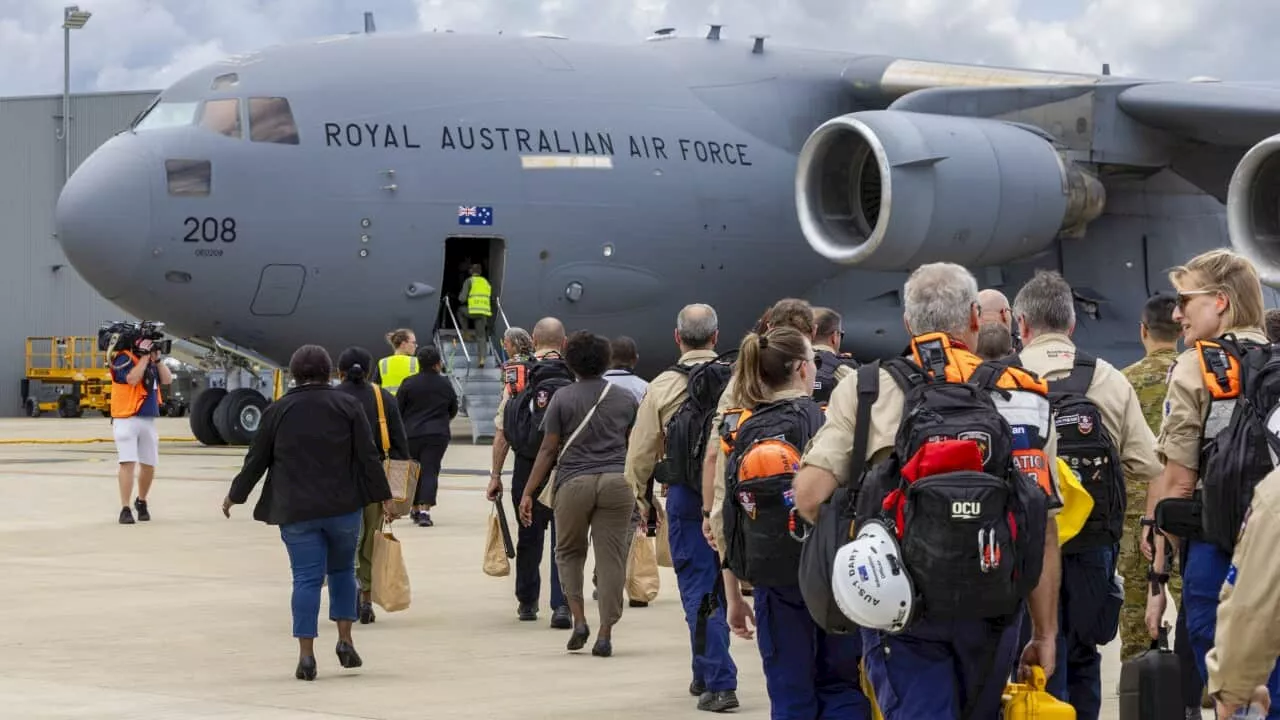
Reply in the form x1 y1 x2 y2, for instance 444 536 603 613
56 137 153 301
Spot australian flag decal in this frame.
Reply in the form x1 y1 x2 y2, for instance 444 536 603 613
458 206 494 226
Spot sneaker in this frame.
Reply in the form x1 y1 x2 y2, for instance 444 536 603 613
119 507 135 524
697 690 739 713
689 680 707 697
416 511 434 527
518 603 538 622
134 497 150 522
550 605 572 629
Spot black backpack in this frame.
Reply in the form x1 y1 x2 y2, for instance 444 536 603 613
813 348 858 405
799 363 880 634
652 350 737 490
1196 335 1280 553
1045 353 1126 553
854 352 1049 625
719 397 826 587
502 355 575 459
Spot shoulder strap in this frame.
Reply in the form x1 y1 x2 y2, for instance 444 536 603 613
848 362 881 486
371 383 390 453
559 382 611 460
1049 352 1097 396
1197 339 1239 398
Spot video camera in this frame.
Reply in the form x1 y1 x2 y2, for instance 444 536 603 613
97 321 172 356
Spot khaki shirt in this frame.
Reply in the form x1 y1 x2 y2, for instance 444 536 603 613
1018 333 1162 488
1156 328 1269 471
623 349 719 507
814 344 857 384
800 344 1063 516
1120 348 1179 437
1206 467 1280 705
493 348 562 432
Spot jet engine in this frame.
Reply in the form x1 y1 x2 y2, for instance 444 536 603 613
1228 134 1280 288
794 110 1105 270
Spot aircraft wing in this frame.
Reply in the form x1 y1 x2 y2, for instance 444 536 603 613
1117 81 1280 147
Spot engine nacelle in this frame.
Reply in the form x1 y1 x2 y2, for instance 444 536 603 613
1228 134 1280 288
794 110 1105 270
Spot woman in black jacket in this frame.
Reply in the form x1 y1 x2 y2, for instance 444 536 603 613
222 345 394 681
395 345 458 527
335 346 410 625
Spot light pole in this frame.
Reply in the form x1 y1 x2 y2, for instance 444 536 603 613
62 5 92 185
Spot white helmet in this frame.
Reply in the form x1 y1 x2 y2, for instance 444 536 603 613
831 520 917 633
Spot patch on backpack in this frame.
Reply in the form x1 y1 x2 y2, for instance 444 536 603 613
535 389 550 409
737 491 757 519
1078 414 1093 434
957 431 993 464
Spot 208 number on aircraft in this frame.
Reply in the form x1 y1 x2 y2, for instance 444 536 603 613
183 217 237 242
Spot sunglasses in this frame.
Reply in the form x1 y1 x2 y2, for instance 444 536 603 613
1176 289 1217 309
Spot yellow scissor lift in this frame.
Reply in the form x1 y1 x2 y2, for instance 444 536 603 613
21 336 113 418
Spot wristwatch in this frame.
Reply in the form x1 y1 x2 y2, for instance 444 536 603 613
701 509 712 519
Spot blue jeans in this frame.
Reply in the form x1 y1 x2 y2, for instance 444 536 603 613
280 510 362 639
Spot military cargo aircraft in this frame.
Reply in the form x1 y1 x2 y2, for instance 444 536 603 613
54 25 1280 445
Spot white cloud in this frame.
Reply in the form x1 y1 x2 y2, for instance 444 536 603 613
0 0 1271 98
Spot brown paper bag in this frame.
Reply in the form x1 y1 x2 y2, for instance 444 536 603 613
483 507 511 577
655 503 673 568
371 528 411 612
626 530 660 603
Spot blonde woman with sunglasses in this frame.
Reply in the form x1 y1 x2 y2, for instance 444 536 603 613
1143 248 1280 716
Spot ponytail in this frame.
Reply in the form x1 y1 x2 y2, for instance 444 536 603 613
736 333 770 409
734 326 810 408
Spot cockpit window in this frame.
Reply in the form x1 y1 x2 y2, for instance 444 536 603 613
134 101 199 131
166 159 211 196
248 97 300 144
198 99 241 138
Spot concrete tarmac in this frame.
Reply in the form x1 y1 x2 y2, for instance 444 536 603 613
0 417 1208 719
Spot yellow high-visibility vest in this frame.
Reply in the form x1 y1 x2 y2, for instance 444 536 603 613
467 276 492 317
377 354 418 393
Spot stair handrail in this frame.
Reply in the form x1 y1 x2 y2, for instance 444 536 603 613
495 296 512 332
442 297 472 368
432 324 468 412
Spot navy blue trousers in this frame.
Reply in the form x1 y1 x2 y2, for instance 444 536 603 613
667 484 737 692
863 609 1024 719
1184 539 1280 719
1044 544 1119 720
755 584 870 719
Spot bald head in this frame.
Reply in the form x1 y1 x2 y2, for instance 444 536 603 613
978 289 1011 329
676 303 719 350
532 317 566 350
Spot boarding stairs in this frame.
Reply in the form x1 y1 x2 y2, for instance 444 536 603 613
436 298 510 444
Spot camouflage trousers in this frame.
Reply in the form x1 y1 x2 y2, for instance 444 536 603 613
1117 510 1183 661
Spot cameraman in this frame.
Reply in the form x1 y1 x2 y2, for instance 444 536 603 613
111 335 171 524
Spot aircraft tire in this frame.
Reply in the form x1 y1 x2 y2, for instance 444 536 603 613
213 389 269 446
191 388 228 446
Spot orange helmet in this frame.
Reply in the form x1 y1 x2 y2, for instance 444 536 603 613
738 438 802 482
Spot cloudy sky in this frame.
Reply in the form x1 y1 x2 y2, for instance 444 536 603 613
0 0 1269 97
